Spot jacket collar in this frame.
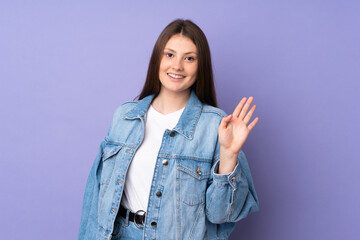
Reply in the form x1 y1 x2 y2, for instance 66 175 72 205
123 89 203 140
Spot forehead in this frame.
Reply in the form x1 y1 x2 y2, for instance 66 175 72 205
164 34 197 53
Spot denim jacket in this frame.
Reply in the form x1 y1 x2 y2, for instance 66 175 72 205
78 89 259 240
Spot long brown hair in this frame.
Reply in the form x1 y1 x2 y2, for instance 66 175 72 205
136 19 217 107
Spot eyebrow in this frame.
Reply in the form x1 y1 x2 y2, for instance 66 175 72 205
164 48 198 55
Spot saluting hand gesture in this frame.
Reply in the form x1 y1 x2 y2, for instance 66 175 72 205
218 96 259 156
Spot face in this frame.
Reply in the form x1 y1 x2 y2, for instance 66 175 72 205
158 34 198 96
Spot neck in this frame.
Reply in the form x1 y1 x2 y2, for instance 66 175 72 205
151 88 191 115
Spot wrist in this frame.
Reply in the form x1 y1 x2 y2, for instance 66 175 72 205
220 146 238 159
219 146 238 174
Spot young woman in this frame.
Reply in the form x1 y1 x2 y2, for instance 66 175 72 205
79 19 259 240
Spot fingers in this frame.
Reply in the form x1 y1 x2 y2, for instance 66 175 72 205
226 96 259 131
232 97 247 118
243 104 256 124
219 114 232 129
248 117 259 131
238 96 254 119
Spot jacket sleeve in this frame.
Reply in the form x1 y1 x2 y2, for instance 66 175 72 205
78 138 106 240
205 137 259 224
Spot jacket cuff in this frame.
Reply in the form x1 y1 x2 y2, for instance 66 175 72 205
212 159 242 189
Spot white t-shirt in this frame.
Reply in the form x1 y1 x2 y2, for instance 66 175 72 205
120 104 185 212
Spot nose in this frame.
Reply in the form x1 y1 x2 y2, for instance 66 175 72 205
172 57 184 71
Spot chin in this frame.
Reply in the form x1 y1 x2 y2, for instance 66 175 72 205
162 86 191 94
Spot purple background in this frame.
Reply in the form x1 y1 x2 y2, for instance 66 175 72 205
1 1 359 239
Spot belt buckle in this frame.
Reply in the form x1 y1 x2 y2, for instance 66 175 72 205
134 210 146 229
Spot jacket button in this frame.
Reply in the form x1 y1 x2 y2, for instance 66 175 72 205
151 221 157 227
162 160 168 165
169 131 175 137
196 166 202 175
156 191 162 197
231 174 237 182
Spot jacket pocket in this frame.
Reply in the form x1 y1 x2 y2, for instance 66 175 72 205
98 143 123 216
100 144 122 186
177 158 211 206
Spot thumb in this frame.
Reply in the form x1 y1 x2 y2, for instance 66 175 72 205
219 114 233 129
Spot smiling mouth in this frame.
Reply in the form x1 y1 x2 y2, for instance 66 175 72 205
167 73 185 79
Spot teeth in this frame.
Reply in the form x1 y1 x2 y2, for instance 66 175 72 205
168 73 185 79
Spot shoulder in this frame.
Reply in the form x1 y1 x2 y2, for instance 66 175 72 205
113 100 138 114
198 104 228 128
106 100 139 136
201 104 228 119
106 100 139 126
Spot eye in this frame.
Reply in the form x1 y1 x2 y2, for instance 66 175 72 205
185 56 196 62
165 52 174 58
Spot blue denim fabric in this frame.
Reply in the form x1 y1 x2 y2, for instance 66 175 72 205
111 211 144 240
78 89 259 240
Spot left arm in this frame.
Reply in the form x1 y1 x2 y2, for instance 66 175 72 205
205 96 260 223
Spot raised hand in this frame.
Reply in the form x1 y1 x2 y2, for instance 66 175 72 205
218 96 259 157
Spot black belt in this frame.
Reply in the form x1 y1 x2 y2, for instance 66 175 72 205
119 205 146 228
